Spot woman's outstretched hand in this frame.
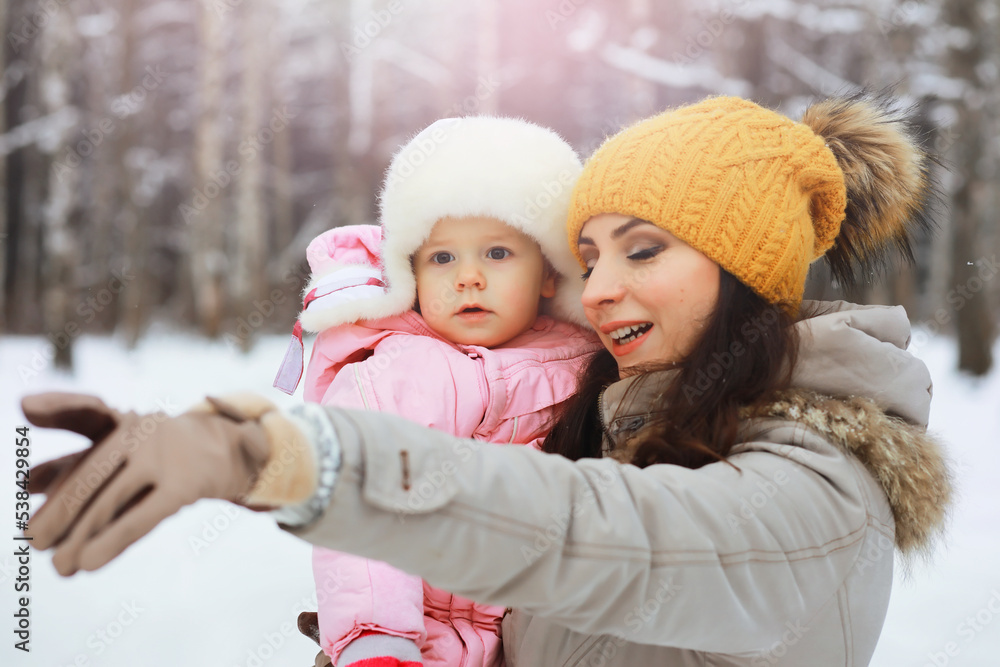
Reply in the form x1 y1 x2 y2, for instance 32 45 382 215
21 392 271 576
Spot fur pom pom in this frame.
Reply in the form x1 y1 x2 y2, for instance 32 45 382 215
801 90 935 288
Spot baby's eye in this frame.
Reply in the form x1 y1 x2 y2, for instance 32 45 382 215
431 252 454 264
487 247 511 260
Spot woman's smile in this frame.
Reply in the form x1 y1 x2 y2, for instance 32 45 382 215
602 320 654 357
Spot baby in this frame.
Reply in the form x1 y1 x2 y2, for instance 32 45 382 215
274 117 601 667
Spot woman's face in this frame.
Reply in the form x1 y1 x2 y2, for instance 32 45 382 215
577 213 720 377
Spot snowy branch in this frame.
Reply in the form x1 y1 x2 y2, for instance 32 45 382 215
600 43 752 96
766 38 856 96
0 61 30 103
375 39 452 86
721 0 867 34
0 107 80 157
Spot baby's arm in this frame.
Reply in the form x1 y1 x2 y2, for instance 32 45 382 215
312 549 426 664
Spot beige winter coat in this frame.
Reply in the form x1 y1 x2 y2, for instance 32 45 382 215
285 301 952 666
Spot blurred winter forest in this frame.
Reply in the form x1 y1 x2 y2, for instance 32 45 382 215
1 0 999 374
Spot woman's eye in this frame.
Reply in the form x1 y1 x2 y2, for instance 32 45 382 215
431 252 454 264
627 245 664 261
580 267 594 281
487 247 511 260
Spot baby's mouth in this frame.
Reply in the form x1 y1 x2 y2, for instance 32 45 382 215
456 305 491 319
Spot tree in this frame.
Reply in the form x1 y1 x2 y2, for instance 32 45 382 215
0 0 7 332
38 6 80 368
189 0 228 338
942 0 995 375
233 3 266 352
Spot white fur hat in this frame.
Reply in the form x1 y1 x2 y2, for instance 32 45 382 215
320 116 588 328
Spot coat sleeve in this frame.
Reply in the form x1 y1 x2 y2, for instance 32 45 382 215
287 408 879 654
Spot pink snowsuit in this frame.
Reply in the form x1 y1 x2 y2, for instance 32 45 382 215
290 226 602 667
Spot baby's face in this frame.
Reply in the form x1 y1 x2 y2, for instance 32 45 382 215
414 216 556 348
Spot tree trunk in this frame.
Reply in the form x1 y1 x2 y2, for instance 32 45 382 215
331 0 372 228
87 15 120 331
944 0 994 375
7 10 43 334
115 0 148 348
190 1 227 337
39 8 79 369
272 119 294 254
272 10 294 267
0 0 8 332
233 4 266 352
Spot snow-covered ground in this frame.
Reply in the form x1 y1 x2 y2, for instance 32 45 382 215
1 329 998 666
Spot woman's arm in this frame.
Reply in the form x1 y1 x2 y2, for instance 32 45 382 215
291 405 877 654
23 392 878 654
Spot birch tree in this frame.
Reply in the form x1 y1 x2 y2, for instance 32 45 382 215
332 0 374 228
87 9 121 330
39 7 79 368
233 3 266 352
115 0 150 348
189 0 227 337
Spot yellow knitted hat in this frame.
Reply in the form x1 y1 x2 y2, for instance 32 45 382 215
568 96 847 313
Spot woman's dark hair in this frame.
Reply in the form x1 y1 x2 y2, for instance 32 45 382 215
542 269 799 469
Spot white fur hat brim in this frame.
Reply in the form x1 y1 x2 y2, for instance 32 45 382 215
379 116 588 326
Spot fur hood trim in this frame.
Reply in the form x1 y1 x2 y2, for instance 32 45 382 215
744 388 953 557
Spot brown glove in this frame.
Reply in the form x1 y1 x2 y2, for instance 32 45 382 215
297 611 334 667
22 392 271 576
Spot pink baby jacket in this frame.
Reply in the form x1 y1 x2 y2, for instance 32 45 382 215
292 225 601 666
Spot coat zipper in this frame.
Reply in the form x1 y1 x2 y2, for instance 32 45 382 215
597 386 613 456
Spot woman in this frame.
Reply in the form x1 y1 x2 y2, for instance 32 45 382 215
24 93 951 666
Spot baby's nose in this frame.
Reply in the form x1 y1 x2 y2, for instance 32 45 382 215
455 263 486 289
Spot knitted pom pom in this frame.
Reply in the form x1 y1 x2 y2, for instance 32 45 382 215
801 90 935 288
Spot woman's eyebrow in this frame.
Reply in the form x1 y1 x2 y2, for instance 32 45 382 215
611 217 648 239
578 217 651 247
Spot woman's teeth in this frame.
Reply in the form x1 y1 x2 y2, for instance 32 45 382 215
610 323 652 344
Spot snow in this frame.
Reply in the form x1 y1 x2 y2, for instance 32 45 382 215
2 329 999 666
2 334 318 667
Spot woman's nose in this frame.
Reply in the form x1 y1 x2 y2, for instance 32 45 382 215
581 261 625 309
